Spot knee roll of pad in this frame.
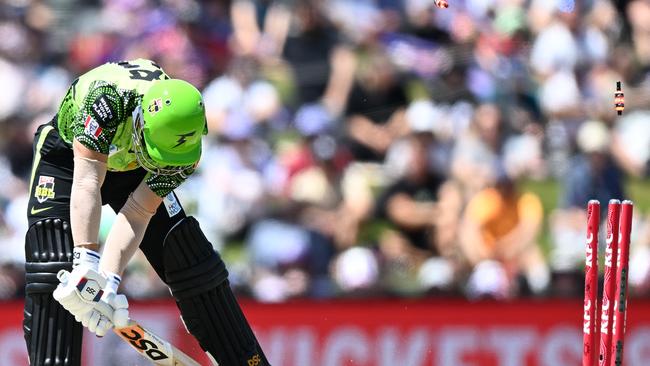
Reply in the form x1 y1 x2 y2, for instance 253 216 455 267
163 217 270 365
163 216 228 299
24 218 83 366
25 219 74 294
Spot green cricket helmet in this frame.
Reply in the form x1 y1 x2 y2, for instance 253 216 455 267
132 79 207 176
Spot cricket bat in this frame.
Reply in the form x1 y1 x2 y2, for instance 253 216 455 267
57 269 203 365
114 320 202 366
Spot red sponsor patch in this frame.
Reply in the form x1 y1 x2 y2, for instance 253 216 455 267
84 115 103 138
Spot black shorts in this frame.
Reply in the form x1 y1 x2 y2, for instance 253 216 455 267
26 121 187 279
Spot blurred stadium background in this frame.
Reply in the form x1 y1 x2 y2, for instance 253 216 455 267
1 0 650 364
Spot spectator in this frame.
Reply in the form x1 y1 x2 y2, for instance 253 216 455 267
460 168 548 298
549 120 625 295
345 50 408 162
376 132 449 294
450 103 502 199
203 56 281 135
611 110 650 178
282 0 342 106
561 120 625 211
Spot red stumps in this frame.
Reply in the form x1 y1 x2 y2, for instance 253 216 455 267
583 199 633 366
611 201 633 366
599 200 620 366
584 200 600 366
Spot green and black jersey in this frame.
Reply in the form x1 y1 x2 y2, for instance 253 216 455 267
56 59 194 197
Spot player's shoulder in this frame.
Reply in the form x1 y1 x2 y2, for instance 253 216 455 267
113 58 164 70
81 59 168 90
95 58 162 71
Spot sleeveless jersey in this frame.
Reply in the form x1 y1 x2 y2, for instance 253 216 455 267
56 59 194 197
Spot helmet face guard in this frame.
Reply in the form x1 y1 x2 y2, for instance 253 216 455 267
131 106 192 177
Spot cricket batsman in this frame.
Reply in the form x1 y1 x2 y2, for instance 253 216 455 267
24 58 269 365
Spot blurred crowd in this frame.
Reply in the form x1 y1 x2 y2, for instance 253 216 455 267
1 0 650 302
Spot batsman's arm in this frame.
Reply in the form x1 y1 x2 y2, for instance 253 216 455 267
100 181 161 276
69 81 127 250
71 140 108 251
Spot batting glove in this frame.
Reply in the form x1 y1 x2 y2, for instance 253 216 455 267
53 248 115 336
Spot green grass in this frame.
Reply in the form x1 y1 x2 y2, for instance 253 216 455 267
520 179 561 254
626 178 650 213
521 178 650 254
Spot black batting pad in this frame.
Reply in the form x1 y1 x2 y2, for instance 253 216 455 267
163 217 270 366
24 218 82 366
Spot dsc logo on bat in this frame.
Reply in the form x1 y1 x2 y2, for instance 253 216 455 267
119 326 170 361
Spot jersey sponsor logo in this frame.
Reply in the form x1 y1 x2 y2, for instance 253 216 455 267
34 175 56 203
84 115 103 139
91 94 115 125
163 193 182 217
147 98 162 115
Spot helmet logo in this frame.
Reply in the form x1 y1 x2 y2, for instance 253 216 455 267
173 131 196 148
148 98 163 115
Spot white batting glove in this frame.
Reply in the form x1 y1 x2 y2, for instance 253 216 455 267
62 273 130 336
75 307 113 336
99 272 130 329
53 248 115 336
